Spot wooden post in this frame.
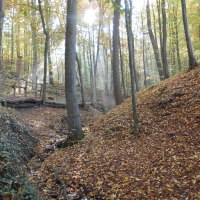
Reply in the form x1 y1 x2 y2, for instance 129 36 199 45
25 81 27 98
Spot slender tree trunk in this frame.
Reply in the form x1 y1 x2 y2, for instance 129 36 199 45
11 14 14 69
143 40 148 88
129 0 139 92
29 0 38 87
181 0 197 70
112 0 122 105
0 0 6 96
161 0 169 78
156 0 163 66
119 37 126 98
38 0 49 104
48 46 53 85
65 0 83 140
103 47 109 96
109 22 113 92
16 25 20 58
23 25 28 75
45 0 53 85
173 4 182 71
88 26 96 106
152 5 158 47
146 0 164 80
94 16 102 85
125 0 139 134
76 53 86 109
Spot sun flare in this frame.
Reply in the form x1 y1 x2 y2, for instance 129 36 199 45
83 8 97 25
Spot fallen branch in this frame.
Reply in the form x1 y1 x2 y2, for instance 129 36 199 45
54 168 68 200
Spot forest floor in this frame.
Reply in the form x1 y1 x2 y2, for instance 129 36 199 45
15 67 200 200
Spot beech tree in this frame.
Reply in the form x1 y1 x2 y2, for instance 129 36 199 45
161 0 169 78
112 0 122 105
65 0 83 140
181 0 197 69
125 0 139 133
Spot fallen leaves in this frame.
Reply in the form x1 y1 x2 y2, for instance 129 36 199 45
14 67 200 199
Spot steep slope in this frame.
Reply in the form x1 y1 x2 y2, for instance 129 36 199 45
0 107 40 199
97 67 199 136
31 67 200 199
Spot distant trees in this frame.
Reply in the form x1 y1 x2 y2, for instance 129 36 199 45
181 0 197 70
0 0 199 120
146 0 164 80
65 0 84 140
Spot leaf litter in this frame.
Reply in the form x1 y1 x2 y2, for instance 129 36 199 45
17 67 200 199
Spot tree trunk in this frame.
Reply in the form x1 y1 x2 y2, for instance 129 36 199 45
146 0 164 80
161 0 169 78
88 26 97 106
112 0 122 105
30 0 38 88
48 46 53 85
0 0 6 95
173 4 182 71
38 0 49 104
125 0 139 134
119 37 126 98
156 0 163 67
45 0 53 85
141 16 148 88
129 0 139 92
76 53 86 109
103 47 109 96
181 0 197 70
11 13 14 69
65 0 83 140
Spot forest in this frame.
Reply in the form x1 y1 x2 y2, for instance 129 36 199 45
0 0 199 199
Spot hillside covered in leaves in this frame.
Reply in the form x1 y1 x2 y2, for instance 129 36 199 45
25 67 200 199
0 108 40 199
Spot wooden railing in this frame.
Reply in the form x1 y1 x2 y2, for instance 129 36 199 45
12 78 43 99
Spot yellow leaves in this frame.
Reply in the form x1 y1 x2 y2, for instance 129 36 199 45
185 164 193 172
175 169 182 176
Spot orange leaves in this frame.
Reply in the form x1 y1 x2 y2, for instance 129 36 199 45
16 67 200 199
